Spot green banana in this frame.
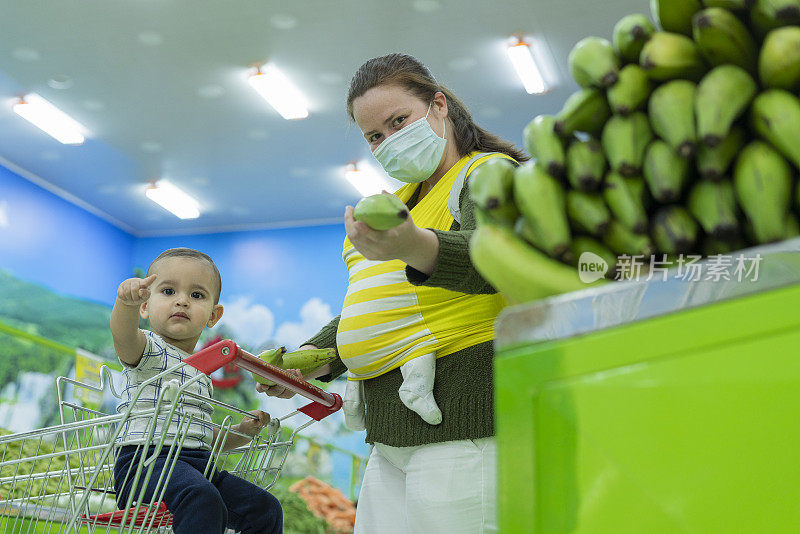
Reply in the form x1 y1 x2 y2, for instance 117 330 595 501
353 193 409 230
513 162 572 259
468 158 519 226
554 88 611 137
643 140 691 203
523 115 566 178
571 236 620 279
759 26 800 91
640 32 707 81
601 112 653 177
692 8 758 73
733 140 793 243
566 137 607 191
648 80 698 156
702 0 756 10
253 346 288 386
613 14 657 63
750 0 800 38
568 37 621 88
469 221 593 305
751 89 800 169
281 348 339 376
696 126 746 180
624 176 652 209
607 64 654 115
651 0 703 35
687 179 740 242
514 216 574 264
696 65 757 147
566 190 612 237
785 213 800 238
702 236 746 256
604 218 656 256
603 171 649 234
651 205 700 254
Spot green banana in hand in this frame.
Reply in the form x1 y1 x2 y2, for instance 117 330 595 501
523 115 566 178
750 0 800 38
696 126 746 181
604 219 656 256
353 193 409 230
601 112 653 177
571 236 620 279
468 158 519 226
687 179 740 242
607 64 654 115
751 89 800 169
469 221 591 304
566 190 612 237
643 140 691 203
603 171 649 234
253 346 288 386
759 26 800 91
696 65 757 147
651 0 703 35
613 14 656 63
640 32 707 81
568 37 621 88
649 80 698 157
282 348 339 376
702 0 756 10
733 140 792 244
692 8 758 73
651 205 700 254
513 162 572 259
554 88 611 137
566 137 607 191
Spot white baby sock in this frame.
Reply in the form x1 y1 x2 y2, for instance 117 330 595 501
343 376 366 431
398 354 442 425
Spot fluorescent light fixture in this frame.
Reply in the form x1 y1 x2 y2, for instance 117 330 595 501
507 39 548 95
146 180 200 219
248 63 309 120
12 93 86 144
344 161 393 197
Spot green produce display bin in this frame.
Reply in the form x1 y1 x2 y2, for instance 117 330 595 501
494 241 800 533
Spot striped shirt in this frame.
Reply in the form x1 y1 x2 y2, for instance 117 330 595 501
116 330 214 450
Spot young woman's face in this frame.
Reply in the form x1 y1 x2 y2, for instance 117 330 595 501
352 84 444 152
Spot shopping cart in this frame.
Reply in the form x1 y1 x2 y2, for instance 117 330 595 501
0 339 342 533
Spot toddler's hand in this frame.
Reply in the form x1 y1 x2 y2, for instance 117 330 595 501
117 274 157 307
237 410 270 437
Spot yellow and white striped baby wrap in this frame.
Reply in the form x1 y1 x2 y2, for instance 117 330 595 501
336 152 511 380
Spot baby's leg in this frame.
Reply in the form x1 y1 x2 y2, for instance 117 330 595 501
343 376 366 431
399 354 442 425
214 471 283 534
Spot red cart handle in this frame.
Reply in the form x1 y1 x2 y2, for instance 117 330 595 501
184 340 342 420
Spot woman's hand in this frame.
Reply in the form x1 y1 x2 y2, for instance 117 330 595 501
255 368 304 399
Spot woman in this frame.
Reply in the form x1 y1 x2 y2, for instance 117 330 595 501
258 53 527 534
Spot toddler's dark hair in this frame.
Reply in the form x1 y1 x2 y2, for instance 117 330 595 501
146 248 222 304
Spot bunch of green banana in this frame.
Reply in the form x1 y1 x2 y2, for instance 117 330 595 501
566 190 611 236
513 162 572 260
601 112 653 176
607 64 654 115
603 218 656 256
733 140 793 243
468 158 519 226
692 8 758 73
523 115 566 178
651 0 703 35
603 171 649 233
759 26 800 91
696 65 757 147
696 126 746 180
640 32 707 81
568 37 621 88
613 14 656 63
649 80 698 156
571 236 620 279
651 205 700 254
688 179 740 241
625 176 651 209
254 346 287 386
566 138 607 191
643 140 691 203
353 193 408 230
750 0 800 39
750 89 800 169
702 0 755 10
554 88 611 137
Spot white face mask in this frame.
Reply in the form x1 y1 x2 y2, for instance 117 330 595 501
372 102 447 183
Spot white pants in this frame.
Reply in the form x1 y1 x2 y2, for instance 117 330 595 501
354 437 497 534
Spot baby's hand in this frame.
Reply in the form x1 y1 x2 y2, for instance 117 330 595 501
117 274 157 307
237 410 270 437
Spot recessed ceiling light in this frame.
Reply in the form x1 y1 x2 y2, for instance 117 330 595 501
138 32 164 47
248 64 309 120
83 99 106 111
12 47 40 62
197 85 225 98
412 0 441 13
13 94 87 145
146 180 200 219
47 75 73 90
140 141 162 153
507 37 549 95
270 14 298 30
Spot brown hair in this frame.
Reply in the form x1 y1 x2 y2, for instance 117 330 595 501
346 53 529 162
147 248 222 304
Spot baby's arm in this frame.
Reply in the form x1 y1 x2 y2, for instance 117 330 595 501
111 274 157 367
212 410 270 451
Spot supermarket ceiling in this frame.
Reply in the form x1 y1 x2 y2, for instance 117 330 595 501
0 0 643 236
